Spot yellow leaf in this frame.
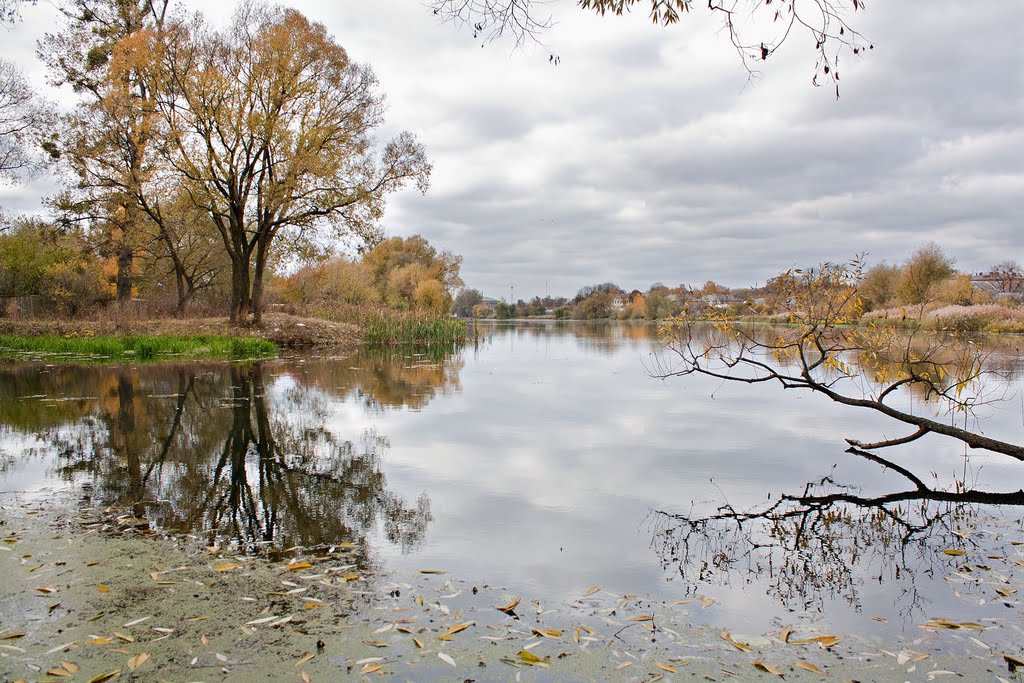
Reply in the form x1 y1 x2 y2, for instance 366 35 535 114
531 628 561 639
301 672 311 683
995 587 1017 597
779 626 793 643
87 671 121 683
47 670 72 678
817 636 842 649
628 615 653 622
943 549 967 557
583 585 602 597
127 652 150 670
442 622 474 637
753 661 784 676
34 587 56 594
795 660 826 674
214 563 240 572
419 569 446 575
616 661 633 669
700 596 715 608
0 632 26 640
517 650 549 667
114 632 134 643
413 637 424 649
295 652 315 667
362 640 388 648
342 573 360 582
360 663 383 674
496 597 520 613
91 637 113 645
287 562 312 572
61 662 79 673
656 662 678 673
97 585 111 592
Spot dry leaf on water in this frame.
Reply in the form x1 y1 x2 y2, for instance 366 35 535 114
441 622 474 637
214 563 240 572
583 586 602 597
288 562 312 572
656 662 678 673
497 597 520 614
87 671 121 683
752 661 784 677
794 660 826 674
126 653 149 670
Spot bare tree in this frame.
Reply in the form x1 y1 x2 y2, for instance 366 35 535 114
0 60 50 185
653 259 1024 462
431 0 870 93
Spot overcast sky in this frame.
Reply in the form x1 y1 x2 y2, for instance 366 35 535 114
2 0 1022 300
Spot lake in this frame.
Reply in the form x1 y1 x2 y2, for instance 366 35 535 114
2 320 1024 647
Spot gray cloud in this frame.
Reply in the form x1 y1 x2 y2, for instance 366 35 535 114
3 0 1021 298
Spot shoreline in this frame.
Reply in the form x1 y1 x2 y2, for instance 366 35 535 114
2 493 1019 682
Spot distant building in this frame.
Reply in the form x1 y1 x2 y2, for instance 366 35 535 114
971 272 1024 301
479 297 499 314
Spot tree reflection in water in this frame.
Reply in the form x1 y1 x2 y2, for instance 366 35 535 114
649 447 1024 619
0 358 438 562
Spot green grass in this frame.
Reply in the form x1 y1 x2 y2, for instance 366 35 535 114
0 334 277 362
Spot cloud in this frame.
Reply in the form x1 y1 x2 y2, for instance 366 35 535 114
3 0 1020 297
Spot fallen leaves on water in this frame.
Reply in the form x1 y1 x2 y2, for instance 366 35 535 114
794 660 826 674
300 672 312 683
287 562 312 572
97 585 110 593
1003 654 1024 671
295 652 315 667
921 619 985 631
995 587 1018 598
34 586 56 594
787 634 842 649
616 661 633 670
656 662 678 673
126 652 150 670
531 628 561 639
943 549 967 557
438 652 456 667
362 640 388 648
87 670 121 683
420 569 446 575
360 662 383 674
628 615 653 622
582 585 602 597
442 622 474 637
720 631 752 652
517 650 550 667
496 597 520 614
752 660 784 676
412 637 424 649
1 632 26 640
214 563 241 572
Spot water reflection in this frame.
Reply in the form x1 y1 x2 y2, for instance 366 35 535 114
0 359 438 558
649 446 1024 619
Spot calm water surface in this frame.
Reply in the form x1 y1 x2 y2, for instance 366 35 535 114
2 321 1024 641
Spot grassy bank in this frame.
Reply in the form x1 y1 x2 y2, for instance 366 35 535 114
0 334 276 361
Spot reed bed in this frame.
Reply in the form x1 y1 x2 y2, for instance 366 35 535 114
0 334 277 361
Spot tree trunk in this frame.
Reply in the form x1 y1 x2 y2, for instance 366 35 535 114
250 236 270 325
116 244 133 304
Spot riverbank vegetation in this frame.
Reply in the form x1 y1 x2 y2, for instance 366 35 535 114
0 333 275 361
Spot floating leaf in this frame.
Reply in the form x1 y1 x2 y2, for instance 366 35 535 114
34 587 56 594
1004 654 1024 670
420 569 446 575
47 670 72 678
300 672 311 683
61 662 79 673
700 596 715 608
362 640 388 648
360 663 383 674
517 650 549 667
114 632 134 643
0 632 26 640
656 662 678 673
995 587 1017 598
87 671 121 683
214 563 240 572
442 622 474 637
413 637 424 649
943 549 967 557
438 652 456 667
531 628 561 639
628 615 653 622
616 661 633 670
288 562 312 572
753 661 784 676
295 653 315 667
779 626 793 643
794 660 826 674
583 586 602 597
497 597 520 614
127 653 149 670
